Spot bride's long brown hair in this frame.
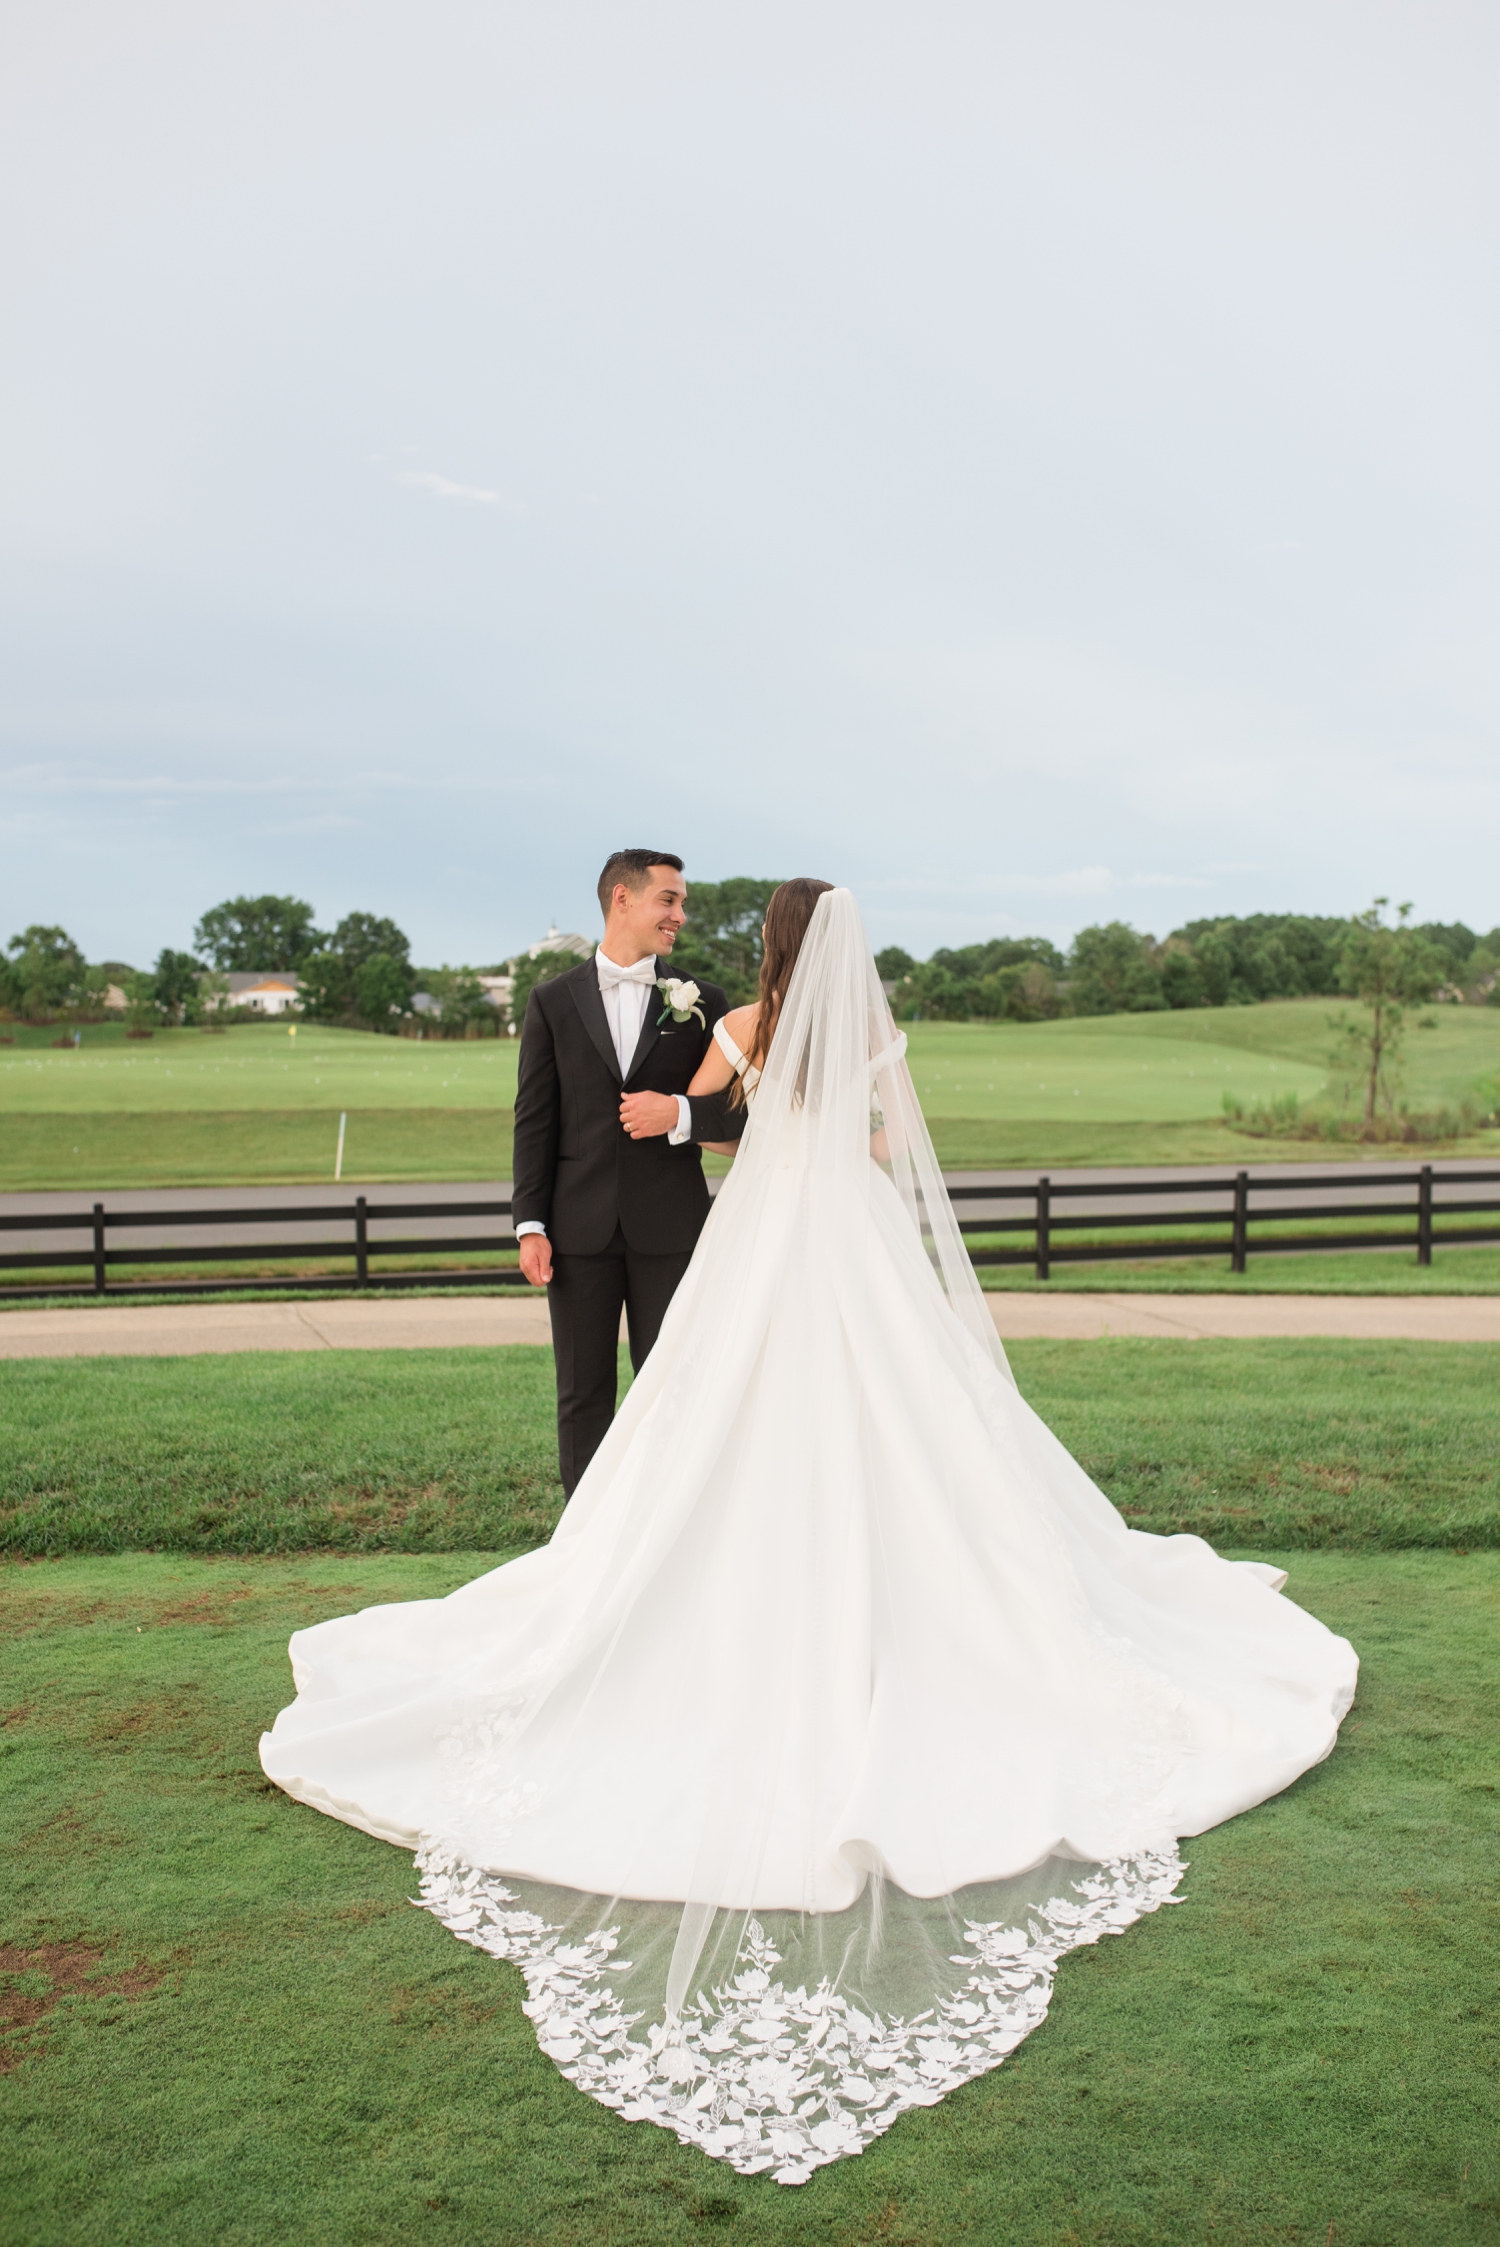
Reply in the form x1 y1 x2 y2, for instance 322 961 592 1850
731 878 835 1103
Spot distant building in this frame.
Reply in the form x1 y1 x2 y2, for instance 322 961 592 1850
213 971 305 1016
479 925 592 1016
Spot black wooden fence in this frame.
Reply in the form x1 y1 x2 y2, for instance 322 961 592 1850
0 1198 522 1299
2 1166 1498 1299
949 1165 1500 1279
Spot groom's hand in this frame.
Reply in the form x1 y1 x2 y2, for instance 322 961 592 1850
620 1091 678 1139
518 1234 553 1287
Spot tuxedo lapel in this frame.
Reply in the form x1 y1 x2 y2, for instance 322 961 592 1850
622 958 667 1083
568 961 622 1084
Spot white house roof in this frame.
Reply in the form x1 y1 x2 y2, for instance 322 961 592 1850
527 926 592 960
220 971 305 994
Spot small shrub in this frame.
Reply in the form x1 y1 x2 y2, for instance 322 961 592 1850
1221 1090 1303 1137
1225 1088 1489 1145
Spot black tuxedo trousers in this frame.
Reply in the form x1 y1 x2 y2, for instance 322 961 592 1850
511 958 747 1494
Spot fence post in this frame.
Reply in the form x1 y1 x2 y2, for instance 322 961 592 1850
355 1195 369 1287
1417 1163 1433 1267
92 1202 106 1295
1035 1175 1051 1282
1231 1170 1249 1275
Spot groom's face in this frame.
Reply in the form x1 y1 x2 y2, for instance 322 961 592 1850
615 866 687 957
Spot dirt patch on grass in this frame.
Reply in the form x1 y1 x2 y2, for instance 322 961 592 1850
86 1692 211 1745
152 1584 261 1625
0 1568 389 1635
1299 1462 1366 1496
0 1940 169 2072
388 1981 504 2037
0 1590 126 1636
323 1490 435 1530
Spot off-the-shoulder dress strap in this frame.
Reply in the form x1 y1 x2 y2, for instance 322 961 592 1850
869 1031 908 1078
713 1016 761 1089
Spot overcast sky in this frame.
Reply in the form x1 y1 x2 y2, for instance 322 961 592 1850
3 0 1497 967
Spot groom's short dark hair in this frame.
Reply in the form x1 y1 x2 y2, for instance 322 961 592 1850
597 850 684 917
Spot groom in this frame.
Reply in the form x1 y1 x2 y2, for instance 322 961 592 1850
512 850 746 1495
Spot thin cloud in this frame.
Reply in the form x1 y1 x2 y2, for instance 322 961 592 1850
0 766 316 797
971 869 1213 900
396 470 517 508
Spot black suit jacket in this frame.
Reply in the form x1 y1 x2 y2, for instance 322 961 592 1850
511 958 748 1256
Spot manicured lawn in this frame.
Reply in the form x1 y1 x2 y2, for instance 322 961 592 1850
14 1251 1491 1299
906 1009 1327 1124
1 1548 1494 2245
915 998 1500 1149
4 1006 1496 1186
0 1024 517 1189
0 1108 515 1191
18 1003 1498 1123
0 1347 562 1559
0 1022 520 1114
978 1244 1500 1292
3 1340 1497 1558
25 1105 1498 1191
9 1245 1500 1305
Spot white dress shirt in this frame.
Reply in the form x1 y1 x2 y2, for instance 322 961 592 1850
515 946 693 1240
596 945 657 1074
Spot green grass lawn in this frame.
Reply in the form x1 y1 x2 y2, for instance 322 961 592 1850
3 1340 1497 1558
2 1548 1495 2245
0 1021 520 1113
0 1108 514 1191
906 1009 1326 1123
3 1342 1496 2240
977 1243 1500 1293
4 1006 1497 1187
5 1243 1498 1310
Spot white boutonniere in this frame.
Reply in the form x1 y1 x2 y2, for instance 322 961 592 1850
656 976 705 1027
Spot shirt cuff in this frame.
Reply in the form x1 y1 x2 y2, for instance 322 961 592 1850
515 1220 547 1238
667 1095 693 1146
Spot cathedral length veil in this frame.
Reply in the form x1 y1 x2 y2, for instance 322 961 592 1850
261 889 1357 2186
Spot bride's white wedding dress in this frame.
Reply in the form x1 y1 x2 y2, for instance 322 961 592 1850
261 890 1357 2185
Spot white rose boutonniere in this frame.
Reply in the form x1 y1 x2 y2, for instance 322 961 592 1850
656 976 705 1027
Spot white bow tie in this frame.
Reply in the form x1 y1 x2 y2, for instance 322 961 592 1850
597 953 658 990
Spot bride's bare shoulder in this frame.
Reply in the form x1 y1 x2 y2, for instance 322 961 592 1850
720 1004 759 1046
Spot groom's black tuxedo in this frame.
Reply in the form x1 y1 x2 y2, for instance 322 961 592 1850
512 956 747 1493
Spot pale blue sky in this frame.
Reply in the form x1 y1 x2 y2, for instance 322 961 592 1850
2 0 1497 967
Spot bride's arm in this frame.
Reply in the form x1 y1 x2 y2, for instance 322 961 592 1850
682 1043 738 1154
685 1005 758 1097
686 1045 735 1096
686 1005 757 1158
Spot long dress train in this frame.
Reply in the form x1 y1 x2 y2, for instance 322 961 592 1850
261 889 1357 2185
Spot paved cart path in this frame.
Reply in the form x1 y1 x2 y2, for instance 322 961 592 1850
2 1290 1497 1357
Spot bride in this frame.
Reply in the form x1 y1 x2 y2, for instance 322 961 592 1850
261 882 1357 2186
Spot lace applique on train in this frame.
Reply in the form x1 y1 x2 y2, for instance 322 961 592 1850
435 1694 550 1858
414 1841 1186 2187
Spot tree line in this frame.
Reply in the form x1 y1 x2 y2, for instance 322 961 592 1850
872 910 1500 1022
5 889 1497 1060
0 897 498 1037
